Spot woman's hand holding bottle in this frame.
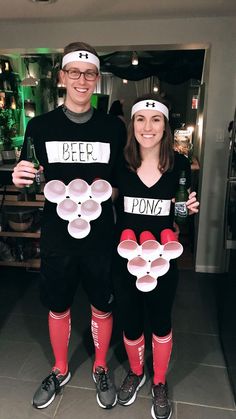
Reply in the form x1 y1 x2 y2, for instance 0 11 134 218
186 191 199 215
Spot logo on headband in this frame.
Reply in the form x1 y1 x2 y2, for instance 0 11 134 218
145 102 156 108
78 53 89 59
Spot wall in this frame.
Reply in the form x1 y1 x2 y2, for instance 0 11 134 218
0 16 235 272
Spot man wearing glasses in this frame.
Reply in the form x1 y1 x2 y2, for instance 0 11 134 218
12 42 126 410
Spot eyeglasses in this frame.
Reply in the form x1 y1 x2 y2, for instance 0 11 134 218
63 69 98 81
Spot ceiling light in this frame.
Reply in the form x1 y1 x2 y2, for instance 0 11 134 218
186 126 194 133
29 0 57 3
132 52 139 66
123 79 128 84
21 59 39 87
21 76 39 87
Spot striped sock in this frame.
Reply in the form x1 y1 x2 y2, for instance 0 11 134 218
49 309 71 375
123 334 145 376
91 309 113 371
152 331 172 384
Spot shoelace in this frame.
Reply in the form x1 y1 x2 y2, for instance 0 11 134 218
122 371 138 392
153 384 168 406
97 369 109 392
41 372 60 392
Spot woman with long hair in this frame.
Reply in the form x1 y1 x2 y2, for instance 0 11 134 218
113 94 199 419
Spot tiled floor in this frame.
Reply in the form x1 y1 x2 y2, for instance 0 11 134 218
0 266 235 419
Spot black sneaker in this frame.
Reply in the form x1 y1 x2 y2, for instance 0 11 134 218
151 383 172 419
92 366 117 409
32 369 71 409
118 370 146 406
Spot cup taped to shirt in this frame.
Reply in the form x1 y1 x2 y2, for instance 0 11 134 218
44 178 112 239
118 228 183 291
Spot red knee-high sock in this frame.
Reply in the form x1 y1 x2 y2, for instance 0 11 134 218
152 331 173 385
49 309 71 375
91 309 113 372
123 334 145 376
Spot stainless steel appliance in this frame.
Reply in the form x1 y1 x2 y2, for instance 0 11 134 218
220 107 236 402
225 107 236 249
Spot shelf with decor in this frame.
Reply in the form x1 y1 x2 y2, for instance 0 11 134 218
0 183 43 269
0 259 40 268
0 58 24 165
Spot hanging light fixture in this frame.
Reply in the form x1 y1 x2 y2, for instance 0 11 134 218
29 0 58 3
152 76 160 93
21 76 39 87
21 59 39 87
131 52 139 66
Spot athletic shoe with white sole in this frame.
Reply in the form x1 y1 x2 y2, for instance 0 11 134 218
151 383 172 419
92 366 117 409
32 369 71 409
118 370 146 406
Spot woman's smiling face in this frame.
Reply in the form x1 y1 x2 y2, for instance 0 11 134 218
134 109 165 151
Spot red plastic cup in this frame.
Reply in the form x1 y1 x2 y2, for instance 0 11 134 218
160 228 183 260
160 229 177 245
150 257 170 277
120 229 137 242
136 275 157 292
139 230 156 244
140 231 161 261
127 256 148 276
117 229 139 259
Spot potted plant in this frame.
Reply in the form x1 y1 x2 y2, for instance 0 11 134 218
0 108 17 164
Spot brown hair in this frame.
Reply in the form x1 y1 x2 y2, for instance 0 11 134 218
124 93 174 173
63 42 99 58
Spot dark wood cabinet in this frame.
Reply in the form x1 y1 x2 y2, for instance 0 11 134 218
0 183 44 269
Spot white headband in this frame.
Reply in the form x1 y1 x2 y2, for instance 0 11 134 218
131 100 169 120
62 51 100 71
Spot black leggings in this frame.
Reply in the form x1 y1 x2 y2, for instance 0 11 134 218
40 248 114 313
113 256 179 340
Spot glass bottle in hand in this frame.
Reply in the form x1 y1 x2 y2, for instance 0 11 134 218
174 170 189 224
25 136 40 200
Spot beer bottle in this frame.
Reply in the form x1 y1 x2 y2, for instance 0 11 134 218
25 136 41 199
174 170 189 224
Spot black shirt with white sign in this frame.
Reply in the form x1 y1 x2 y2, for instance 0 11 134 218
115 151 191 243
21 106 126 252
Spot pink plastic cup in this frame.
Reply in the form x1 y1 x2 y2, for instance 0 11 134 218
127 256 148 276
136 274 157 292
67 179 90 202
150 258 170 277
68 217 91 239
56 198 79 221
162 241 183 260
44 180 67 203
80 199 102 221
117 229 139 259
90 179 112 203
